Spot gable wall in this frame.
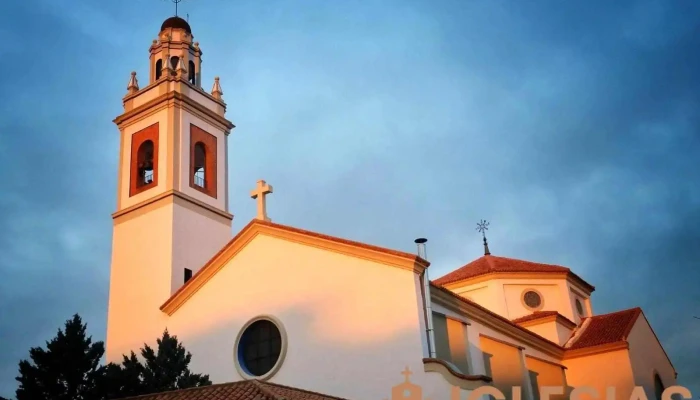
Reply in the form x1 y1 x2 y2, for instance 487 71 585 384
626 316 677 398
563 349 635 400
166 234 429 400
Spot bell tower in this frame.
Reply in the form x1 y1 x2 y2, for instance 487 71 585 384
106 16 235 362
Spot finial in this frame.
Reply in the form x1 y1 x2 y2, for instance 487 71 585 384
211 76 223 100
172 0 183 17
476 219 491 256
126 71 139 94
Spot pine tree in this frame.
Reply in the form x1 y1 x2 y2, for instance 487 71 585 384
15 314 106 400
105 330 211 398
138 330 211 394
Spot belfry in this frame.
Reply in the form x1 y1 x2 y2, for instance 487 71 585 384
106 15 235 362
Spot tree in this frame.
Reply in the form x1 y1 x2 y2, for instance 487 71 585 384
136 329 211 394
14 315 211 400
15 314 105 400
105 330 211 398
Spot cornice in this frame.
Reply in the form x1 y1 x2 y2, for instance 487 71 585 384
115 80 233 133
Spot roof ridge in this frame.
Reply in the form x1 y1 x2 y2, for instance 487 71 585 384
589 307 642 319
564 317 592 348
116 380 246 400
259 380 351 400
251 379 286 400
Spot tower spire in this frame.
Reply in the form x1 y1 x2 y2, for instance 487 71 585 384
476 219 491 256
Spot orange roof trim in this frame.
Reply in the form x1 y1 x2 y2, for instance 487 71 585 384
512 311 576 328
160 219 429 315
433 255 595 292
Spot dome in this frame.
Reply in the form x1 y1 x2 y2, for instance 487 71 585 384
160 16 191 34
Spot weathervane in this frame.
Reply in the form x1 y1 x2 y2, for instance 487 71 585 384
476 219 491 256
172 0 183 17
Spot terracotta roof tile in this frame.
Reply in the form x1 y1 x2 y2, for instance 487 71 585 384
566 308 641 349
433 255 594 292
512 311 577 328
119 380 350 400
511 311 559 324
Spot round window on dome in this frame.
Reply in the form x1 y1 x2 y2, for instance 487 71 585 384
234 316 287 381
522 290 543 310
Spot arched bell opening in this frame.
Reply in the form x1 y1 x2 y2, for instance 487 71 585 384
137 140 155 187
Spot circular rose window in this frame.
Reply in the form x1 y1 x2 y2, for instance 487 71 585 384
234 316 287 380
523 290 543 310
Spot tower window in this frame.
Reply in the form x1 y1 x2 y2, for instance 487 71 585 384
184 268 193 283
129 123 159 197
189 124 217 198
188 60 196 85
155 59 163 80
170 56 179 73
193 142 206 188
137 140 155 186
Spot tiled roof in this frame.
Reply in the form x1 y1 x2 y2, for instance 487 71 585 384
433 255 594 291
512 311 576 328
119 379 349 400
566 308 641 349
512 311 559 323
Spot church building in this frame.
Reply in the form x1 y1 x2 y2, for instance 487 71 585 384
107 16 678 400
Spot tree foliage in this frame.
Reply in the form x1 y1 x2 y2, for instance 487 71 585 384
113 330 211 397
15 314 105 400
14 315 210 400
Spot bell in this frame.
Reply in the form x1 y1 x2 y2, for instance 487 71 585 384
140 160 154 172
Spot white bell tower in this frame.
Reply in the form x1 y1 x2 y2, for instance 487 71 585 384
106 16 235 362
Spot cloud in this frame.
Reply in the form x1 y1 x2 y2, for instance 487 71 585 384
1 0 699 397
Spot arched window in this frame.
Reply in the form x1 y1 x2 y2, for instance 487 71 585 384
137 140 155 186
170 56 179 72
189 124 217 198
193 142 206 188
654 373 665 400
155 59 163 80
129 123 159 197
188 60 196 85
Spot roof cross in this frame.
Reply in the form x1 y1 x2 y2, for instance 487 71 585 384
250 180 273 222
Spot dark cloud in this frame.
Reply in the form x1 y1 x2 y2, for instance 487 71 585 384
1 0 698 397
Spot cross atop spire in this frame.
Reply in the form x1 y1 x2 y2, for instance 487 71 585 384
476 219 491 256
250 180 273 222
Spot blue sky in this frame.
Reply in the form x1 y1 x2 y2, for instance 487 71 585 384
0 0 699 397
